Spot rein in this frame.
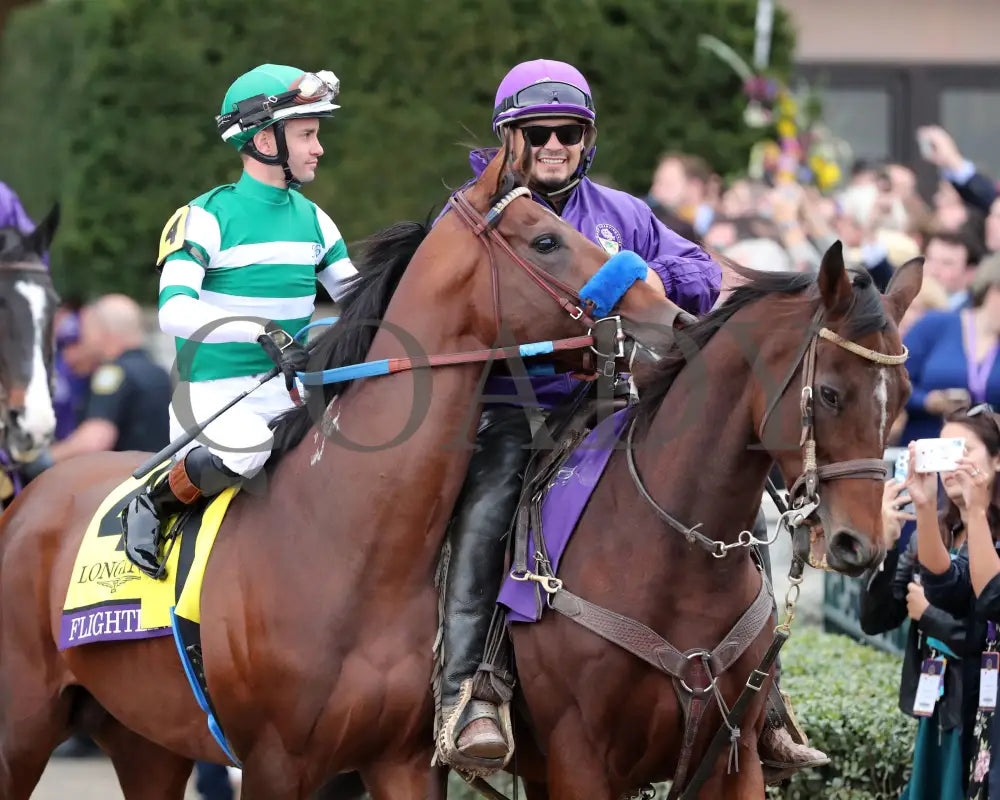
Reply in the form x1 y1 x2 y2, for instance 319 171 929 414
297 184 665 389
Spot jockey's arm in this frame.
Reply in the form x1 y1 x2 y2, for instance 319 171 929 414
314 208 359 302
158 261 268 343
636 205 721 316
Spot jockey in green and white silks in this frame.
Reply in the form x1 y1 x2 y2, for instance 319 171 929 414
120 64 358 578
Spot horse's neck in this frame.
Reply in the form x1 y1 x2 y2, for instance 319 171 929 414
276 270 485 576
636 321 776 565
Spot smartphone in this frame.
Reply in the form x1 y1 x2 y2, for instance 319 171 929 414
914 437 965 473
893 449 915 514
917 131 935 159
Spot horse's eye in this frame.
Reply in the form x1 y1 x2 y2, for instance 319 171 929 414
820 385 840 409
532 234 560 254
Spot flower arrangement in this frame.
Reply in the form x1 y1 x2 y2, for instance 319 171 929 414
699 34 850 193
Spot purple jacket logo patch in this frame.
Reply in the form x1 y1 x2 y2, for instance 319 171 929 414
595 223 622 255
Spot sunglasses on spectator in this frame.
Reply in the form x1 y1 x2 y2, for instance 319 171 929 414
520 124 586 148
962 403 1000 436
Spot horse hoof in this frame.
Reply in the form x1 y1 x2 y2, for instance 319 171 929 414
456 717 508 760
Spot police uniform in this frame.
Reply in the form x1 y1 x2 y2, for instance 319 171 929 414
85 349 171 451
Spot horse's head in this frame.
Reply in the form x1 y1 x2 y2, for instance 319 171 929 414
760 243 922 575
0 205 60 459
452 148 681 363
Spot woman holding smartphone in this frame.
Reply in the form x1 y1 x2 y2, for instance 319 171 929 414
915 406 1000 798
861 472 970 799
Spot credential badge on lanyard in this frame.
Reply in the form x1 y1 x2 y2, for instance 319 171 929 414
981 622 1000 712
914 656 947 717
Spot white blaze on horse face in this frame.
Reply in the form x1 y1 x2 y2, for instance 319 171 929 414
14 280 56 445
875 368 889 446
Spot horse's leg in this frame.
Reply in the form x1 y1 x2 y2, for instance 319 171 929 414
359 756 442 800
522 780 550 800
0 685 73 799
93 715 194 800
543 720 614 800
311 771 369 800
694 735 766 800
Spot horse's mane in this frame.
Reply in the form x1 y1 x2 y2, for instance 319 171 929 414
636 257 890 426
267 219 430 465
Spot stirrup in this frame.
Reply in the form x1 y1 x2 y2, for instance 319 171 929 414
434 680 514 777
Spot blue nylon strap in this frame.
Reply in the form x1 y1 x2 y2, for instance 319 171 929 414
578 250 648 317
296 340 559 386
294 316 339 342
169 608 242 767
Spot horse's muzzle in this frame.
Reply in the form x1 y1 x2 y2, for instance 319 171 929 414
825 528 879 576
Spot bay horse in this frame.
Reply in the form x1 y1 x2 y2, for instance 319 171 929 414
499 248 923 799
0 148 682 799
0 207 60 507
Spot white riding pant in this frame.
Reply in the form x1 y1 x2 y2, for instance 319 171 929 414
169 374 295 478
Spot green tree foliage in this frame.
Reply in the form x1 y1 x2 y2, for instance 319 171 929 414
0 0 793 300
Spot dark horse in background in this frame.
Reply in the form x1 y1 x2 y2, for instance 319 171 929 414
0 207 60 510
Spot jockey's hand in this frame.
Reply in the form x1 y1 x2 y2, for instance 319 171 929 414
257 321 310 392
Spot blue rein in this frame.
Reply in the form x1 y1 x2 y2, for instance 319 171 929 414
293 250 648 387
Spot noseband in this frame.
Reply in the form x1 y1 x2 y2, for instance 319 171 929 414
627 307 909 558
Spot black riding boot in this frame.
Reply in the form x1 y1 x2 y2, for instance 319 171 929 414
120 446 241 579
438 405 534 768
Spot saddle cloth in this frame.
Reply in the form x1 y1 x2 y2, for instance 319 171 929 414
497 408 629 623
59 463 238 650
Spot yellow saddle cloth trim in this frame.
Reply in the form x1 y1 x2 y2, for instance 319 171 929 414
59 464 237 649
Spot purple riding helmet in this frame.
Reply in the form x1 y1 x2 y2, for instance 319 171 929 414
492 59 598 185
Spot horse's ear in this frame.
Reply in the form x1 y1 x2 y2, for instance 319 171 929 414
27 203 60 257
884 256 924 325
818 240 852 317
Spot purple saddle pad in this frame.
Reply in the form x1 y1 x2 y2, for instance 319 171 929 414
497 408 629 623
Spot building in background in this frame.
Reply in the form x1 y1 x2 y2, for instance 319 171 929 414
782 0 1000 197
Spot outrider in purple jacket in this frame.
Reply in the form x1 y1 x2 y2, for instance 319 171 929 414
0 181 36 235
436 149 722 407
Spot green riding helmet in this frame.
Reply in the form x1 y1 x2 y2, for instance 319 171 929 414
216 63 340 181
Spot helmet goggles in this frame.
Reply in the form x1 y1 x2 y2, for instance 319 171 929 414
217 70 340 140
493 81 595 121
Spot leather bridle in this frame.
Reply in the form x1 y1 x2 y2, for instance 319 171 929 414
627 307 909 558
447 186 682 374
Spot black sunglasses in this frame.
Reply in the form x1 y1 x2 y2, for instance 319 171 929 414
520 124 585 148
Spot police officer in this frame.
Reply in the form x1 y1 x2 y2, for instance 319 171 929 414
48 294 170 461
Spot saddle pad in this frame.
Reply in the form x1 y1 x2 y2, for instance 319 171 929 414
59 464 238 650
497 408 629 623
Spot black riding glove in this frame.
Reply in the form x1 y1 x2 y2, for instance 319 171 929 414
257 321 310 391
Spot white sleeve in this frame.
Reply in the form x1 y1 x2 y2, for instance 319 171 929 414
317 259 359 302
315 206 359 301
158 261 264 344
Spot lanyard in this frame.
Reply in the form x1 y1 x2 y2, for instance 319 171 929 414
965 312 999 404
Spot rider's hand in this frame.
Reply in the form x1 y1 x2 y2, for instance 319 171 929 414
257 321 310 392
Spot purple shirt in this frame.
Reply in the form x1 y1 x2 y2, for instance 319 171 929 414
457 149 720 314
437 149 721 407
